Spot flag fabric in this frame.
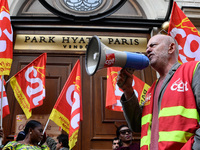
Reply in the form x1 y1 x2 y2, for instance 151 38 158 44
10 53 47 119
168 2 200 63
49 60 82 150
0 0 13 75
106 67 150 112
0 76 9 118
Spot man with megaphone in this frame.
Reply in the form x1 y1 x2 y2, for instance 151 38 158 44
117 34 200 150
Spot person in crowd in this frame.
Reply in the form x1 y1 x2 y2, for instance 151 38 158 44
46 134 69 150
0 128 3 139
116 125 139 150
16 131 25 141
3 120 48 150
117 34 200 149
0 128 4 149
112 137 121 150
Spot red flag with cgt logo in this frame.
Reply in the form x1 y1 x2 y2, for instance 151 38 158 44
168 2 200 63
49 60 82 150
0 0 13 75
10 53 47 119
106 67 150 111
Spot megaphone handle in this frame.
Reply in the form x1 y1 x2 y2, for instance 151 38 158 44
126 68 135 74
117 68 134 88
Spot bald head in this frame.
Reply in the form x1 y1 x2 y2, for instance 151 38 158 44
152 34 179 57
146 34 179 74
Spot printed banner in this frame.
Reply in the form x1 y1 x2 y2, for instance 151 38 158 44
10 53 47 119
49 60 82 150
0 0 13 75
168 2 200 63
106 67 150 111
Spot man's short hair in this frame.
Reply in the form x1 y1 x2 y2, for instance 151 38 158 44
57 134 69 148
113 137 119 143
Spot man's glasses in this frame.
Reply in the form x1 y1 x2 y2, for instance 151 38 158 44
119 129 132 135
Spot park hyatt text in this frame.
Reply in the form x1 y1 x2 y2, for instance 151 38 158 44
14 35 147 52
24 36 139 45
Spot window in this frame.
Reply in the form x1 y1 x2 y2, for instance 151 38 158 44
63 0 103 11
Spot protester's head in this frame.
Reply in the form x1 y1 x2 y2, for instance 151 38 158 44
16 131 25 141
23 120 43 145
146 34 178 71
112 137 121 150
56 134 69 150
116 125 133 145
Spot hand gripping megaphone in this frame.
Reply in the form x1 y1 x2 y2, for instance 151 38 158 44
85 35 149 76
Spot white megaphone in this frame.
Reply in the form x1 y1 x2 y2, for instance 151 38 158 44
85 35 149 76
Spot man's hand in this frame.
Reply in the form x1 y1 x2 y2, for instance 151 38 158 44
117 68 134 99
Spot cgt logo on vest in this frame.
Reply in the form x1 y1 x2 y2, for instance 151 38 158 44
170 78 188 92
142 93 151 106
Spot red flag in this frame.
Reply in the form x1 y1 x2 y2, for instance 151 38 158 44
106 67 150 112
10 53 47 119
0 0 13 75
168 2 200 63
0 76 9 118
49 60 82 150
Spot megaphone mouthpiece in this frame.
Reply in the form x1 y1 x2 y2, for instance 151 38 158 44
124 52 149 70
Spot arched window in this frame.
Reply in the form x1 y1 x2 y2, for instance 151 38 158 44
63 0 103 12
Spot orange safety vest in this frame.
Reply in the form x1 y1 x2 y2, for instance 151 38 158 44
140 61 200 150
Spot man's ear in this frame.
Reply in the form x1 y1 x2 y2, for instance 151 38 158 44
168 43 176 54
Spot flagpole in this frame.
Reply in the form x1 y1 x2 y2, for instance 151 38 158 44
43 119 49 135
0 75 4 146
5 78 10 84
38 119 50 146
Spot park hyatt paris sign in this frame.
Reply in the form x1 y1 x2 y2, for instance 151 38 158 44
14 35 147 52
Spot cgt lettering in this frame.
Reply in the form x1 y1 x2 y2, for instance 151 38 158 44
105 58 115 66
170 78 188 92
170 27 200 62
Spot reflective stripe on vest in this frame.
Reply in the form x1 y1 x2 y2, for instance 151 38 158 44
159 131 194 143
141 127 151 149
141 114 152 148
142 114 152 126
159 106 200 121
158 106 199 144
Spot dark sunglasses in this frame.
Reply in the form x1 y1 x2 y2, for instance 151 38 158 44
119 129 132 135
